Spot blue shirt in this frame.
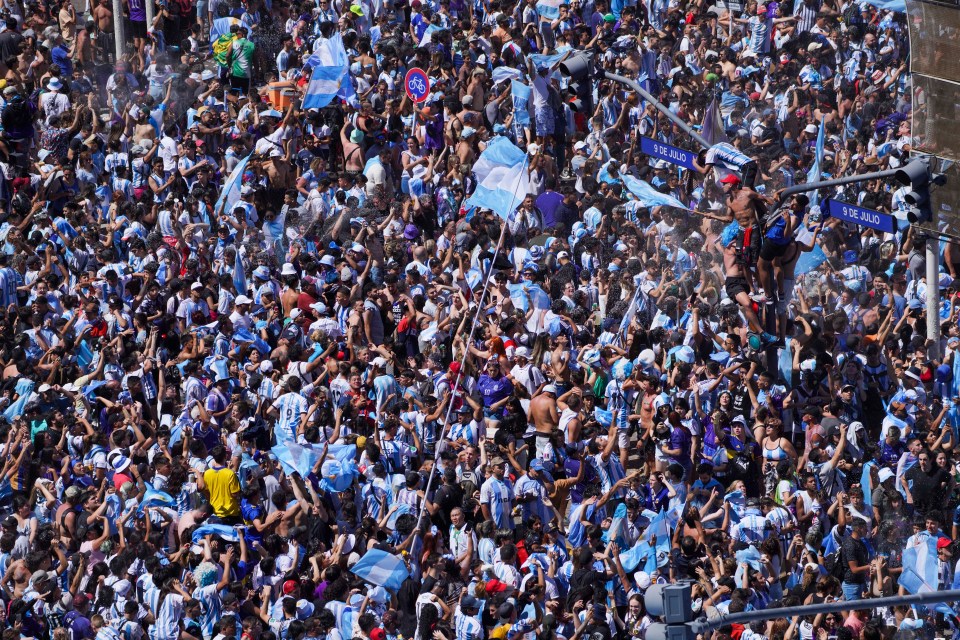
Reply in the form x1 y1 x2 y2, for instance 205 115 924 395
51 45 73 76
477 374 514 408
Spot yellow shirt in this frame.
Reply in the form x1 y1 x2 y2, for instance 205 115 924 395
203 466 241 518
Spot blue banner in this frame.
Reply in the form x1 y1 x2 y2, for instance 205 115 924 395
826 198 895 233
511 80 531 126
640 137 697 171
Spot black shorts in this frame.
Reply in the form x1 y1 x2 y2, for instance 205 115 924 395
129 19 147 39
229 75 250 94
725 276 750 300
760 239 790 261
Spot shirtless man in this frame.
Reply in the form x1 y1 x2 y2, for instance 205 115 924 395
529 383 559 458
557 388 583 450
340 122 365 173
719 230 778 345
701 174 771 293
638 375 660 438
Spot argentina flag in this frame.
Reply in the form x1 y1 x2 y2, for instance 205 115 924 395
622 174 689 210
350 549 410 591
191 524 242 543
465 137 529 223
899 536 940 594
210 17 241 42
216 153 251 217
137 483 175 516
511 80 531 126
536 0 562 19
303 33 350 110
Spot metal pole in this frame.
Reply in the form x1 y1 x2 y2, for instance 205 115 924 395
692 588 960 634
767 168 902 218
112 0 125 63
927 208 942 359
145 0 155 35
603 71 712 150
727 0 732 40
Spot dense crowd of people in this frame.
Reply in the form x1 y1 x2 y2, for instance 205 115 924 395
0 0 950 638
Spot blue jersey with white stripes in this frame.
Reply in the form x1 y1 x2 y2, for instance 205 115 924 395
271 392 308 443
479 476 514 529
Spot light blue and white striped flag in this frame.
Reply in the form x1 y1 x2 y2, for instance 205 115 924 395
511 80 531 126
2 378 34 422
641 509 674 568
619 540 655 573
350 548 410 591
492 66 523 85
303 33 349 110
137 483 175 516
506 283 550 311
535 0 562 19
216 153 251 217
233 246 247 296
418 24 442 47
622 174 690 210
899 536 940 594
272 442 324 477
210 17 241 43
325 601 357 640
619 287 642 334
192 524 242 543
701 97 729 146
319 444 360 493
465 137 529 223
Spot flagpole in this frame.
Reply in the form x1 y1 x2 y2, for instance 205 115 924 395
410 160 527 571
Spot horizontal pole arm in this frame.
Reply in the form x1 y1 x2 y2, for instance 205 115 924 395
602 71 712 151
692 588 960 634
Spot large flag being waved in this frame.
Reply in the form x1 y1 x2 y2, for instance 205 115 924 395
272 442 324 476
622 174 689 210
507 282 551 311
536 0 562 19
210 17 241 43
303 34 350 110
350 549 410 591
701 97 729 146
465 137 529 222
418 24 442 48
216 153 252 216
492 66 523 85
899 535 940 594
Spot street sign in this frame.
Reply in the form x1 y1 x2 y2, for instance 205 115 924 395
825 198 895 233
640 137 697 171
404 67 430 103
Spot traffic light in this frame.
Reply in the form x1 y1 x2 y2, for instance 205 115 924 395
559 52 595 82
896 156 945 224
644 584 696 640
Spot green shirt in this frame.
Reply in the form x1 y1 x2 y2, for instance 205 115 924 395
229 38 255 78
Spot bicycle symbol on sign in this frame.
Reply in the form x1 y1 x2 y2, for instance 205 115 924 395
405 68 430 103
